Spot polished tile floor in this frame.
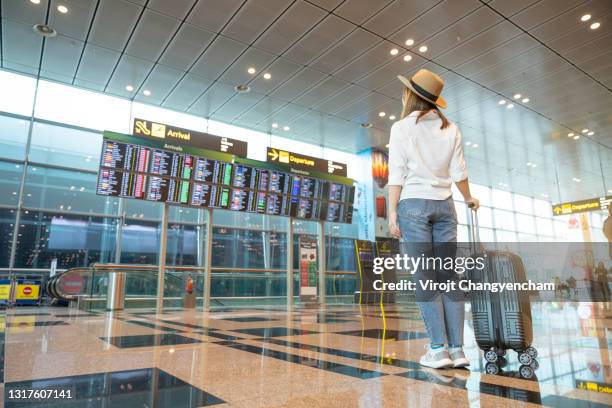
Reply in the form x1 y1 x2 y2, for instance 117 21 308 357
0 302 610 407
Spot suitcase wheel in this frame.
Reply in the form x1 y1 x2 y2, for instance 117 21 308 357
485 362 500 375
530 359 539 370
484 350 498 363
519 365 534 379
518 352 533 366
526 346 538 359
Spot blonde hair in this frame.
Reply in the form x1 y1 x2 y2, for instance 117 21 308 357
400 88 450 129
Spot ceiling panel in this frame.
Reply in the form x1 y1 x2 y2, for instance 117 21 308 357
269 67 328 101
136 64 185 104
282 15 354 65
162 73 214 111
88 0 142 51
334 0 393 25
190 35 248 80
248 57 303 94
47 0 98 41
254 1 327 55
1 0 48 25
309 28 379 73
158 24 216 71
147 0 196 19
125 10 181 61
362 0 438 37
292 76 351 108
2 19 43 72
75 44 122 86
509 0 584 30
187 0 243 32
41 35 84 82
389 0 482 46
221 0 293 44
106 54 155 96
188 81 236 117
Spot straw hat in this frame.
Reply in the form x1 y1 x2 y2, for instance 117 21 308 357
397 69 447 109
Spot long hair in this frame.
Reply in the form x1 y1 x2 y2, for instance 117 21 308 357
400 87 450 129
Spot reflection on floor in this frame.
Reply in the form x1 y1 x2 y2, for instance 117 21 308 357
1 302 611 407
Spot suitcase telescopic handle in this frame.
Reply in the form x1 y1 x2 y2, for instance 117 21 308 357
467 202 481 249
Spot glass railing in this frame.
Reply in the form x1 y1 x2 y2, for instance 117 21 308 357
50 264 359 310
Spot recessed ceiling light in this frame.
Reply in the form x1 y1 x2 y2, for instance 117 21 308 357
272 123 278 128
587 131 594 136
125 85 134 92
541 193 549 198
418 45 428 53
390 48 399 56
590 22 600 30
247 67 256 75
143 89 151 96
234 84 250 93
581 128 588 133
465 141 472 146
498 100 506 105
403 54 412 62
405 39 414 46
506 103 514 109
526 162 532 166
385 144 390 148
573 135 580 140
33 24 57 37
389 115 396 120
513 93 521 99
531 163 537 167
30 0 41 4
283 126 290 131
581 14 591 22
378 112 386 117
573 178 581 182
57 4 68 13
567 132 574 137
472 143 479 148
263 73 272 80
521 98 529 103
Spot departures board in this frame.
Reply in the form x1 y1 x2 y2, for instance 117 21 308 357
96 138 355 223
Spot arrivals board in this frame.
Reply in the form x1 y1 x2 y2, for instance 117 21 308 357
97 136 355 223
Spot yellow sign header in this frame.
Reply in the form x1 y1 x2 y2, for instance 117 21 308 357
552 196 611 216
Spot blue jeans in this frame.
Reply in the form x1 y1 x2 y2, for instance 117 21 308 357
397 197 464 346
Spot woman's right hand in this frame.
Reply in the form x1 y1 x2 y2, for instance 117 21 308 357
465 197 480 211
389 212 401 239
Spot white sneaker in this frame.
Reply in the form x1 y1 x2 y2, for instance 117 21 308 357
419 345 453 369
448 346 470 368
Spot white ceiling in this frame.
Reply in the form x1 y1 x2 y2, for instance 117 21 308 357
1 0 610 203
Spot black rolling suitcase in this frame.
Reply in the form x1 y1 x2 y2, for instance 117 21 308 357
467 206 539 376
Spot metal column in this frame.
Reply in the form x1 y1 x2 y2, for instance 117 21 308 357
203 208 214 312
156 203 169 314
286 218 294 311
317 220 326 306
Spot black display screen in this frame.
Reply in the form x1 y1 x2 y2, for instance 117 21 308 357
98 139 354 223
269 171 289 195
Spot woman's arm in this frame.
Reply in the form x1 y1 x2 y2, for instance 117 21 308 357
388 185 402 238
455 178 479 210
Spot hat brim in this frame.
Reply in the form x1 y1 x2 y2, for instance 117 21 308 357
397 75 447 109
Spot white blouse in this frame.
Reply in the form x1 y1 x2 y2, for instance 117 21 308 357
388 110 467 201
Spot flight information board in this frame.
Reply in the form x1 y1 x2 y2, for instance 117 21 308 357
97 138 354 223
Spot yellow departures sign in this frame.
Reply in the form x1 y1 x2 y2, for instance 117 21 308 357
552 196 611 216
